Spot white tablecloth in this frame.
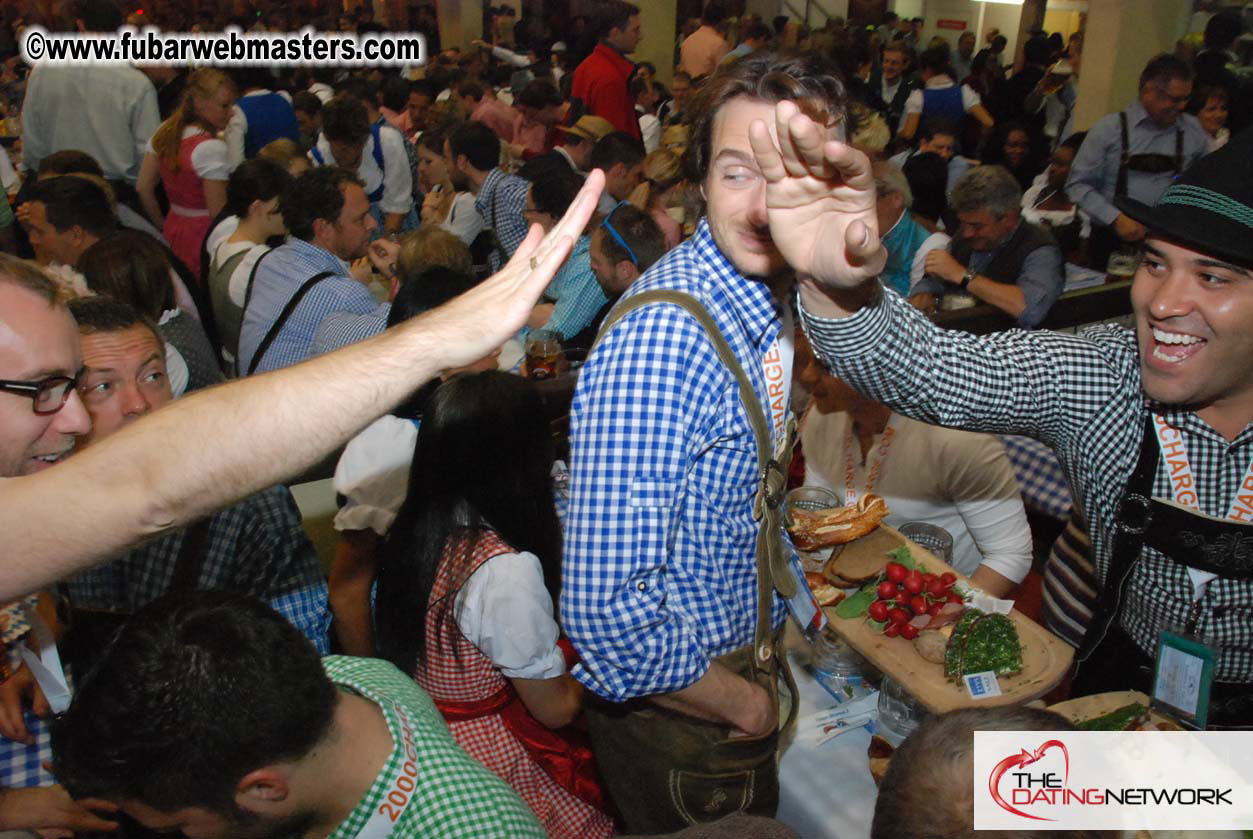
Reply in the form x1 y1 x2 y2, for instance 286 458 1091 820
776 639 879 839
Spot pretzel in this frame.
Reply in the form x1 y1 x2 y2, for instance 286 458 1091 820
787 494 890 550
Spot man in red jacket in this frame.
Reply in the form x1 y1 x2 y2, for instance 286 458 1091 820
571 1 643 140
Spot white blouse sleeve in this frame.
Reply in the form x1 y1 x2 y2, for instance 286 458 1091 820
454 550 566 680
910 232 950 291
190 138 231 181
164 339 189 398
0 146 17 192
332 418 418 535
960 84 983 111
903 88 924 116
227 243 269 307
223 105 247 170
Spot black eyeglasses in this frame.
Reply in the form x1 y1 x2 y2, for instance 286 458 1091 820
0 373 81 415
601 201 639 266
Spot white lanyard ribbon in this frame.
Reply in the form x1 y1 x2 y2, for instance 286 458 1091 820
1152 414 1253 601
842 416 898 508
355 700 424 839
16 603 70 714
762 307 794 448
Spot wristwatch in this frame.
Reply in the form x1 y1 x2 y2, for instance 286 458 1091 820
959 267 976 291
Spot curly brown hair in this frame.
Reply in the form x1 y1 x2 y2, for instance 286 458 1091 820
684 50 849 184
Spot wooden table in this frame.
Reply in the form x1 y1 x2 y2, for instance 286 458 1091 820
932 279 1131 335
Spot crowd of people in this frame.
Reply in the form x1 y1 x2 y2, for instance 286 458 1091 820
0 0 1251 837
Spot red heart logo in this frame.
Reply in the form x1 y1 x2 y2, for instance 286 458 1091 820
988 740 1069 821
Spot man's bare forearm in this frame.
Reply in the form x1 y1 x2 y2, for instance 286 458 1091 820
652 660 775 737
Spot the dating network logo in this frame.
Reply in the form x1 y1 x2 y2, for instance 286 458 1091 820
974 730 1251 831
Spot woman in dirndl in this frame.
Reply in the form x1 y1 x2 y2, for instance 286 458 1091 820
374 371 613 839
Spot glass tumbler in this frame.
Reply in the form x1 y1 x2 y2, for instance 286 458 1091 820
876 675 929 746
898 521 955 564
785 486 840 571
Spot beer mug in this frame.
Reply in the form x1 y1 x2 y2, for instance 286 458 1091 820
524 329 562 380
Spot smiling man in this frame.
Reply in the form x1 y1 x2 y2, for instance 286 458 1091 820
1066 54 1208 271
914 165 1064 327
764 99 1253 726
0 264 90 476
0 258 124 836
562 52 862 832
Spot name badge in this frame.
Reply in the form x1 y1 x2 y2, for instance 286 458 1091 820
1152 629 1217 729
780 529 828 638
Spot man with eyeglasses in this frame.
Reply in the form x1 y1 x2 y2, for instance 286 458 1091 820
0 268 90 477
0 258 119 836
1066 53 1208 272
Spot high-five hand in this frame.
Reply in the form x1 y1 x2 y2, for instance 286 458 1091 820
747 100 886 290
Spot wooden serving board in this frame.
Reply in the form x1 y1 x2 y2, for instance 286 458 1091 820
821 524 1074 714
1048 690 1181 730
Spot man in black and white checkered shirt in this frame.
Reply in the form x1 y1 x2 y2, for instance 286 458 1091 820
744 102 1253 724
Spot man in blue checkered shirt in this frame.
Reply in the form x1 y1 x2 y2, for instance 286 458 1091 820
451 121 530 272
766 98 1253 725
562 53 887 833
238 167 386 375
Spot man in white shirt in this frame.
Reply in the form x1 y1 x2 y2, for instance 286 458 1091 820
309 96 415 236
869 42 917 136
20 4 159 185
629 76 662 154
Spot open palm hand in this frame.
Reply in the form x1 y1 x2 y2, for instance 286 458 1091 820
748 101 886 289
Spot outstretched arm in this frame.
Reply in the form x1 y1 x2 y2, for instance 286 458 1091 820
0 173 605 600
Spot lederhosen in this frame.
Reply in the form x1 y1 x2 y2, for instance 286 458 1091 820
1072 416 1253 728
1088 112 1184 271
580 291 799 835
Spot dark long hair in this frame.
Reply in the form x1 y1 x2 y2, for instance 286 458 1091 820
373 371 561 673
